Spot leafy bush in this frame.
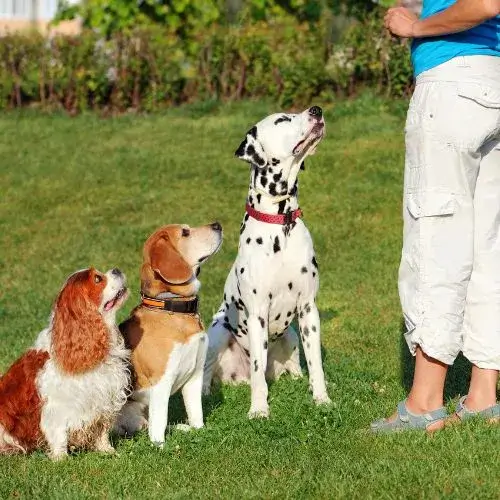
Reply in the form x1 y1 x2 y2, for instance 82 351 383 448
0 9 413 113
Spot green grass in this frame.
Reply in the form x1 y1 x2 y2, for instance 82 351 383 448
0 94 499 499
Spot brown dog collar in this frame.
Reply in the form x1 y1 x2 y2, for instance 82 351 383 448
141 294 199 314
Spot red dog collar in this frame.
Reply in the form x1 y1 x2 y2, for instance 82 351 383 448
245 204 302 225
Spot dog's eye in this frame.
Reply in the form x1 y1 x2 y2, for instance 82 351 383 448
94 274 103 284
182 228 190 237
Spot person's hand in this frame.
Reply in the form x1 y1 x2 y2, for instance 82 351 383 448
384 7 420 38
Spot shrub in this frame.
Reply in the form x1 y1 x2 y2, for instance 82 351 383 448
0 9 413 113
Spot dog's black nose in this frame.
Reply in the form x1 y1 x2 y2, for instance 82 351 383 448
211 221 222 231
309 106 322 117
111 268 122 276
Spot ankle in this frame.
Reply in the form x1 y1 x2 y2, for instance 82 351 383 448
406 395 444 415
464 393 497 412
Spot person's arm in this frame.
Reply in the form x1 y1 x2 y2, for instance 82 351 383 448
385 0 500 38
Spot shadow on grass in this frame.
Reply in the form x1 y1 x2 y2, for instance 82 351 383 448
399 318 472 401
167 384 225 426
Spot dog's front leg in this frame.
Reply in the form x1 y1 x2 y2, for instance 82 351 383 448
298 300 331 405
247 315 269 418
92 420 115 454
40 407 68 461
182 334 208 429
148 352 181 446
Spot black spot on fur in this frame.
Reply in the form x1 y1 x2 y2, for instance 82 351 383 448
244 348 250 357
249 126 257 138
245 213 250 222
240 267 245 274
312 256 318 269
235 139 247 158
246 144 255 156
269 183 277 196
274 115 292 125
275 313 281 321
263 341 268 349
240 224 246 235
273 236 281 253
271 158 280 166
224 316 229 322
253 289 257 294
287 311 292 318
278 200 286 214
243 319 248 326
257 194 262 204
254 360 258 371
273 172 282 182
302 326 310 337
231 372 237 381
312 325 317 332
256 237 263 244
290 181 298 196
246 237 251 244
284 320 289 327
279 180 288 194
223 322 237 335
260 176 268 188
301 266 307 274
269 293 272 300
305 303 312 314
300 161 305 171
313 272 316 278
306 342 310 349
288 282 293 290
259 317 265 328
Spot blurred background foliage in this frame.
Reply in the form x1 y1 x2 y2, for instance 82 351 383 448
0 0 415 113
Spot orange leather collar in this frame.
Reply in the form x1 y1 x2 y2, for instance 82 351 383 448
141 294 199 314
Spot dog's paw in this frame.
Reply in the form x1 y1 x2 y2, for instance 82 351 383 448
48 451 68 462
313 393 332 406
151 440 165 449
288 367 304 379
174 423 192 432
95 443 116 454
248 406 270 419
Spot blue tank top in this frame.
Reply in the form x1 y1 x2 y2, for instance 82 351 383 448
411 0 500 76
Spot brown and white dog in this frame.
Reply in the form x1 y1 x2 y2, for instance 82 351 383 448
115 222 222 446
0 268 129 460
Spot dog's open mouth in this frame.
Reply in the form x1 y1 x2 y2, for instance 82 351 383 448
104 287 127 311
293 122 325 156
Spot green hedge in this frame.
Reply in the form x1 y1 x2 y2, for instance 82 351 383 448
0 12 413 113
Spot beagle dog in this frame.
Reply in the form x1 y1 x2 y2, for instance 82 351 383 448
114 223 222 446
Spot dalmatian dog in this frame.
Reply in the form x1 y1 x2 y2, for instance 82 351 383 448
203 105 331 418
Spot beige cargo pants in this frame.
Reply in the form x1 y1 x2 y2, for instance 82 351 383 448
400 55 500 369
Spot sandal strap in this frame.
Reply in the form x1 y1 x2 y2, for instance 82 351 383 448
456 395 500 420
371 400 447 433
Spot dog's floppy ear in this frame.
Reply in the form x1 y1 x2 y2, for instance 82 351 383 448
235 126 268 167
149 235 192 285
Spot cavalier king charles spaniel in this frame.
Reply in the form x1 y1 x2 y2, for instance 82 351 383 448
0 267 130 460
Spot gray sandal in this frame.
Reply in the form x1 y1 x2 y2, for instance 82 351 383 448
371 400 448 433
455 396 500 422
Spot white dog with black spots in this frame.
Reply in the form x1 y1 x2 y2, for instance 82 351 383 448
203 106 331 418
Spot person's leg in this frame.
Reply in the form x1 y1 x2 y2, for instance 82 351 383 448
406 347 448 415
374 78 484 431
462 139 500 413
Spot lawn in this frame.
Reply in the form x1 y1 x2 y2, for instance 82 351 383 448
0 94 499 499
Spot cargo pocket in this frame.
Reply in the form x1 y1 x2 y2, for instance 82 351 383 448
407 191 456 219
457 83 500 109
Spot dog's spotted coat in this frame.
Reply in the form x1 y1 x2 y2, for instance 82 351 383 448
203 106 331 418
